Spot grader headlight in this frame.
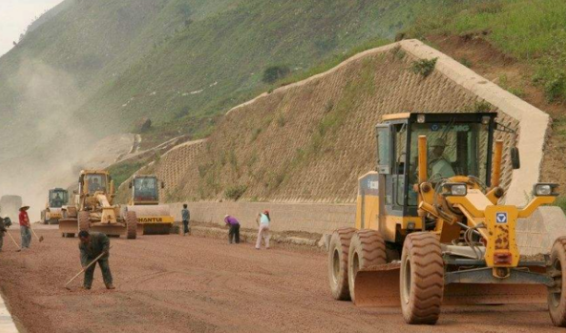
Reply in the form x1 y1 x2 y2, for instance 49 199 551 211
533 183 558 197
442 183 467 197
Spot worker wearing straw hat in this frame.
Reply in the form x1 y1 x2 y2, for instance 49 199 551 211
19 205 32 250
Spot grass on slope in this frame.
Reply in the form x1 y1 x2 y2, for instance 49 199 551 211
407 0 566 102
77 0 446 137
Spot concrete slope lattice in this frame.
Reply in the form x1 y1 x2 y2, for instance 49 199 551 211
128 40 549 207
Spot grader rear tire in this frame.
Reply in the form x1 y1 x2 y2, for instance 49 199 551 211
348 229 387 303
400 232 444 325
328 228 356 301
548 237 566 327
78 212 90 232
126 211 137 240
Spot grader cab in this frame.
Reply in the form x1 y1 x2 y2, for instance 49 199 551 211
328 112 566 326
125 175 173 235
59 170 138 239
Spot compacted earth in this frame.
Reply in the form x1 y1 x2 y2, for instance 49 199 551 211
0 227 561 333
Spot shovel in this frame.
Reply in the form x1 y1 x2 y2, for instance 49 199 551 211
5 231 22 252
30 226 44 242
65 247 111 290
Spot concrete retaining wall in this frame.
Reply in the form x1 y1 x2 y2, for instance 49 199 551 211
170 202 355 234
172 201 566 255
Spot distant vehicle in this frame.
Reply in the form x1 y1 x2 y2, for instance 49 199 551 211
40 188 69 224
126 175 173 235
0 195 23 222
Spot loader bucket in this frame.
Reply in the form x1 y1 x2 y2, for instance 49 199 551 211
354 264 547 307
59 219 78 236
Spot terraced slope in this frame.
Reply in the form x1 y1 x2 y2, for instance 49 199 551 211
121 40 542 205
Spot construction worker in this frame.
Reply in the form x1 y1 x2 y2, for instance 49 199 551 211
19 206 32 249
181 204 190 236
0 215 6 252
255 210 271 250
428 138 455 181
224 215 240 244
78 231 114 290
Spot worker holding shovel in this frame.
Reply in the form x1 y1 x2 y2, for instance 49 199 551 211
19 206 32 250
78 231 115 290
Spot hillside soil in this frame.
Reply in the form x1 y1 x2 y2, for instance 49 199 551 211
0 227 561 333
426 34 566 189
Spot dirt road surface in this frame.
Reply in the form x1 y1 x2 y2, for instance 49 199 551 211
0 228 561 333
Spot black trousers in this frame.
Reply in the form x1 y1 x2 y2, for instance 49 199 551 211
183 220 190 234
229 224 240 244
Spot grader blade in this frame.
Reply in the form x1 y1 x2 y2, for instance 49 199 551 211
354 263 401 307
354 264 547 307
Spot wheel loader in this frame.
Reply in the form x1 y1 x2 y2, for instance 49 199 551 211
40 188 68 224
125 175 173 235
328 112 566 326
59 170 137 239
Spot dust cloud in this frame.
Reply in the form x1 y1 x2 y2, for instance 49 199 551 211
0 58 119 221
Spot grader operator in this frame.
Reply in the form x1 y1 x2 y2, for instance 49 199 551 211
59 170 138 239
328 112 566 326
125 175 173 235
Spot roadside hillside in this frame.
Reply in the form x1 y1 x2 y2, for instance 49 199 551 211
116 41 525 204
0 0 439 205
402 0 566 195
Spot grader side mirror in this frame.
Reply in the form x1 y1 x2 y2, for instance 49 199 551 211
161 182 165 189
128 182 133 189
511 147 521 170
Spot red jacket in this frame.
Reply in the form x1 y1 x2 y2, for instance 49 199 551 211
19 211 30 227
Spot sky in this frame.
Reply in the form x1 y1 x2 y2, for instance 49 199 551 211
0 0 64 56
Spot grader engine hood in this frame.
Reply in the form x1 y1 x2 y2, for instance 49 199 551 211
446 189 556 268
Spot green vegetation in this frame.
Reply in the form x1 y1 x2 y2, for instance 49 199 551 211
262 66 290 84
107 161 144 188
411 58 438 78
224 185 247 200
407 0 566 102
553 196 566 214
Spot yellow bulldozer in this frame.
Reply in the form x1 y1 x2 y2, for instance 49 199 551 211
59 170 137 239
41 188 68 224
328 112 566 326
125 175 173 235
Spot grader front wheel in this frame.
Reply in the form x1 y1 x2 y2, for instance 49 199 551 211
328 228 356 300
78 212 90 232
400 232 444 325
549 237 566 327
348 229 387 303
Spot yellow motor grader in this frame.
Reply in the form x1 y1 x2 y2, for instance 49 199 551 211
59 170 137 239
328 112 566 326
41 188 68 224
125 175 173 235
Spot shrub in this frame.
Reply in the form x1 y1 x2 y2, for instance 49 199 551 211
262 65 291 84
460 57 472 68
554 196 566 214
544 74 566 102
225 185 247 200
411 58 438 78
